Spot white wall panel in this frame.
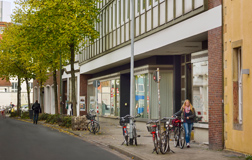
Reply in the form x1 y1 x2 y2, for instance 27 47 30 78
136 17 140 36
160 2 166 25
195 0 204 9
117 28 120 45
113 31 117 47
167 0 174 21
125 23 129 41
141 14 145 34
153 6 158 28
147 11 152 31
184 0 193 13
176 0 183 17
121 25 125 43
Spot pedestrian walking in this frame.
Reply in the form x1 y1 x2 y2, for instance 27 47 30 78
173 99 196 148
32 100 41 124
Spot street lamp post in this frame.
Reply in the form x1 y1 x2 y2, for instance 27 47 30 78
129 0 135 145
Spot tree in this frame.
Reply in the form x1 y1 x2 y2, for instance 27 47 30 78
0 23 35 114
13 0 100 116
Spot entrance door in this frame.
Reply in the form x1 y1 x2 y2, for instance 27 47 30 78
63 80 67 114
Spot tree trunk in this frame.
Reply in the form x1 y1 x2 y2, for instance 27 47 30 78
70 43 77 116
53 69 59 114
40 82 44 113
25 78 31 110
17 77 21 116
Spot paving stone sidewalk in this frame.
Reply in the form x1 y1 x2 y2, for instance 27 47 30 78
18 118 245 160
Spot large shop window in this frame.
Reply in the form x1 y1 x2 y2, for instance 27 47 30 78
88 79 120 117
135 74 149 119
192 51 208 122
150 71 173 119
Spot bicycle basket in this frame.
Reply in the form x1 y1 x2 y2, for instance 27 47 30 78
86 113 92 120
146 125 156 132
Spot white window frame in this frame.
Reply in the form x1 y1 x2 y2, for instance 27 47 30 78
125 0 130 22
147 0 152 10
238 48 243 124
153 0 159 6
11 82 18 92
121 0 125 24
135 0 140 16
113 1 116 29
141 0 146 14
117 0 121 27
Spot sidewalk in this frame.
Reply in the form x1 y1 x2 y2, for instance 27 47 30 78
18 118 245 160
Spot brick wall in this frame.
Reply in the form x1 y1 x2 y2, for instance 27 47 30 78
208 26 223 150
208 0 222 9
79 74 91 116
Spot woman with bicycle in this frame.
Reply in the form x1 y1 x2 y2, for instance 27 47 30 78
173 99 195 148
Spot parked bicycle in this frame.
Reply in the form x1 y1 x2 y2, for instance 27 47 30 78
160 117 175 154
146 119 163 154
172 116 185 149
120 114 140 146
87 109 100 134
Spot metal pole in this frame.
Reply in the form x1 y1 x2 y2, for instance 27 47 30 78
157 68 161 148
157 68 161 127
96 80 99 123
129 0 135 145
60 52 63 114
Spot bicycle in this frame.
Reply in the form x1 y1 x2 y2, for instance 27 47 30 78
160 117 175 154
87 109 100 134
120 114 140 146
172 116 185 149
146 119 163 154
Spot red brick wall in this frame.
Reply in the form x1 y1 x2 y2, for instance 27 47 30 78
208 26 223 150
208 0 222 9
79 74 91 116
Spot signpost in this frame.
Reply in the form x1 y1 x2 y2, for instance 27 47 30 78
153 68 161 147
93 80 100 123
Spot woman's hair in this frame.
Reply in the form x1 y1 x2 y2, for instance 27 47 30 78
181 99 194 112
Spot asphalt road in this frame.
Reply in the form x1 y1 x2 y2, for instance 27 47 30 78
0 117 123 160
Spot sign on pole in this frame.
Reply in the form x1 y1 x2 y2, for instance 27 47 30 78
93 80 100 123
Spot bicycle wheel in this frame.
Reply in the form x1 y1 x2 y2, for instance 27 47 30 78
94 122 100 133
173 127 179 147
133 128 137 146
179 127 185 149
124 135 129 146
87 122 92 133
160 131 169 154
153 134 159 154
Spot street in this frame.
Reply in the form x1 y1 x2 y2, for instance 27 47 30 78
0 117 123 160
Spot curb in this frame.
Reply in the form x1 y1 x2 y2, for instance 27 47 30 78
13 118 149 160
108 145 144 160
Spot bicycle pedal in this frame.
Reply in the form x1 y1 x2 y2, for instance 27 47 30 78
137 135 141 137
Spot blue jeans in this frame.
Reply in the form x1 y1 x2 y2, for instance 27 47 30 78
33 112 39 124
183 123 193 144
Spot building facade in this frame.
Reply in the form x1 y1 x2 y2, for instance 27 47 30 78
77 0 223 149
0 77 33 107
0 1 11 22
33 72 60 115
223 0 252 154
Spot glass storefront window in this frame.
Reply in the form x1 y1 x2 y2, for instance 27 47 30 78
88 79 120 117
135 74 149 119
192 60 208 122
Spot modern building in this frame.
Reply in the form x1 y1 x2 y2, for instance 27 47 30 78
0 1 11 22
223 0 252 155
77 0 223 149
